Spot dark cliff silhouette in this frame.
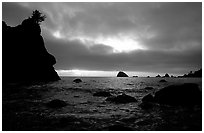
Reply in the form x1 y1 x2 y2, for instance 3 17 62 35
179 69 202 78
3 10 60 83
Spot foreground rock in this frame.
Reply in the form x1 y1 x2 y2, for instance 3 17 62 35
93 91 112 97
117 71 129 77
73 78 82 83
140 94 154 109
141 83 201 106
142 93 154 103
106 94 137 104
144 87 154 90
154 83 201 106
3 11 60 83
46 99 67 108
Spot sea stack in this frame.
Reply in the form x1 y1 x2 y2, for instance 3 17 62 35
3 10 60 83
117 71 129 77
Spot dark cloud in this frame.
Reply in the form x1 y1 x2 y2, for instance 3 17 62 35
2 2 202 75
45 36 201 74
139 3 202 51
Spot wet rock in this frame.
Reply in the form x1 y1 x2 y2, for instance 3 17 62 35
140 94 154 109
117 71 129 77
144 87 154 90
93 91 112 97
106 94 137 104
46 99 67 108
73 78 82 83
127 83 134 85
107 124 133 131
154 83 201 106
159 79 167 82
139 102 154 110
142 93 154 103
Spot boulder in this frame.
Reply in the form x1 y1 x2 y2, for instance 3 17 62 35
73 78 82 83
142 93 154 103
144 87 154 90
117 71 129 77
139 94 155 109
106 94 137 104
159 79 167 83
154 83 201 106
46 99 67 108
139 102 154 110
93 91 112 97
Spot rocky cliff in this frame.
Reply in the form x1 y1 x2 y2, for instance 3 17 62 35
3 16 60 83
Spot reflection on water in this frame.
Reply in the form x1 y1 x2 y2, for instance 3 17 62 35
3 77 202 130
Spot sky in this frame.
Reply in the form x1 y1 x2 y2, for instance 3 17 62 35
2 2 202 77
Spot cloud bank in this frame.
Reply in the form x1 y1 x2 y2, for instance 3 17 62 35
2 2 202 75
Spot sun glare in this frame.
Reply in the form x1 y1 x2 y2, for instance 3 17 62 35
56 69 168 77
96 36 146 53
51 29 146 53
53 31 62 39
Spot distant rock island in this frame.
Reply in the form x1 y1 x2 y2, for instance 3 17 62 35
3 10 60 83
117 71 129 77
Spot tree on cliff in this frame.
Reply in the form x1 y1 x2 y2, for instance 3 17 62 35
3 10 60 83
31 10 46 24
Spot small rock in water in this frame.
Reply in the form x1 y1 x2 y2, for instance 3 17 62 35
106 94 137 104
159 79 167 82
73 78 82 83
144 87 154 90
127 83 134 85
46 99 67 108
93 91 112 97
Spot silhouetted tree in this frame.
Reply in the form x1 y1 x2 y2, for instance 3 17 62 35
31 10 46 24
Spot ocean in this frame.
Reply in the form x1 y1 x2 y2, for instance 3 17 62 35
3 77 202 130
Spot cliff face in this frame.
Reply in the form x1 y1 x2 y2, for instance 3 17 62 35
3 19 60 83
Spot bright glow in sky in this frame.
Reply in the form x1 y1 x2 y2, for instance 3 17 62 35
56 69 180 77
95 36 146 53
51 30 147 53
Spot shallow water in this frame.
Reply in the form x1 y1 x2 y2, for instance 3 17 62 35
3 77 202 131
